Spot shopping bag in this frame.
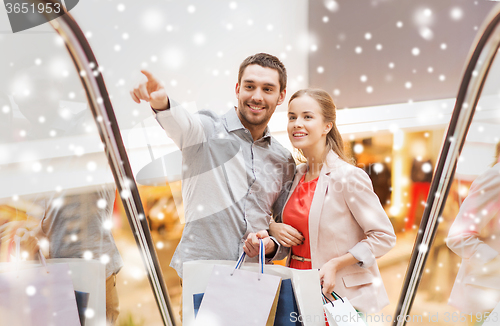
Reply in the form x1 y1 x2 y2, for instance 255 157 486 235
483 300 500 326
194 278 301 325
194 240 282 326
184 257 325 326
274 278 301 326
47 258 106 326
0 254 106 326
75 290 90 326
323 292 366 326
193 292 204 317
0 237 81 326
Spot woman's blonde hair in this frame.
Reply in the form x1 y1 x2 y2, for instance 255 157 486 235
289 88 352 164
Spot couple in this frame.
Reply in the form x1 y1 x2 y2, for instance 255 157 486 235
131 53 396 313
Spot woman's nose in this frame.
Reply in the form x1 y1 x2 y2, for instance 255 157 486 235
293 118 303 127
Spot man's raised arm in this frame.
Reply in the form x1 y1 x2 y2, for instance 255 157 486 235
130 70 170 111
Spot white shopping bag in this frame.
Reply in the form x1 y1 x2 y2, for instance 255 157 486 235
0 238 81 326
194 240 281 326
483 300 500 326
183 255 325 326
0 250 106 326
46 258 107 326
324 296 366 326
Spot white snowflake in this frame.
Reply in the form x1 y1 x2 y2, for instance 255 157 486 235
450 7 463 21
419 27 433 40
142 10 164 32
85 308 95 319
26 286 36 296
324 0 339 12
97 198 107 209
100 254 110 264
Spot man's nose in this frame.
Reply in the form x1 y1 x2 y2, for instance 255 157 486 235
252 88 264 102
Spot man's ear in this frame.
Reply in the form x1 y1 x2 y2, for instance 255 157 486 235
235 83 240 99
277 89 286 105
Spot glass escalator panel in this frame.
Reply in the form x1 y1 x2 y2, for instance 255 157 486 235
0 10 172 326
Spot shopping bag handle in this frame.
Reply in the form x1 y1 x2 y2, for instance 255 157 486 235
232 239 265 279
321 286 344 306
13 234 49 274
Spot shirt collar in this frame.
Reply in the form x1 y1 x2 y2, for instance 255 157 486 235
223 108 272 144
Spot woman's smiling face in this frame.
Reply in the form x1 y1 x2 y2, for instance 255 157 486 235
287 95 332 152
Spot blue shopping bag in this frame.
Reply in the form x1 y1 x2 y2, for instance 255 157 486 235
275 278 301 325
74 291 90 326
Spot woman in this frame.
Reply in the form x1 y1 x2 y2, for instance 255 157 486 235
446 143 500 325
270 88 396 314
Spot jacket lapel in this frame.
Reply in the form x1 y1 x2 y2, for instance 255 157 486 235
309 151 342 268
308 165 329 268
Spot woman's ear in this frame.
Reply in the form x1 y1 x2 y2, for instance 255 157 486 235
324 122 333 135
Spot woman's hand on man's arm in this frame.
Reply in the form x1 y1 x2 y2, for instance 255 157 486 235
269 221 304 247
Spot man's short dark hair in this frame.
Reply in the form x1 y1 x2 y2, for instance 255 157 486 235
238 53 287 92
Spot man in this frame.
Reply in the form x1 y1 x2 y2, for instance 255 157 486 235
130 53 295 277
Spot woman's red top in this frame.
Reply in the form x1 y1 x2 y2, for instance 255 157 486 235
282 174 318 270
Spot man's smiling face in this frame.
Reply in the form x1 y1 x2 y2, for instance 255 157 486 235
235 64 286 131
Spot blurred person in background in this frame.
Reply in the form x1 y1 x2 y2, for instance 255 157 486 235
1 66 123 325
446 142 500 325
